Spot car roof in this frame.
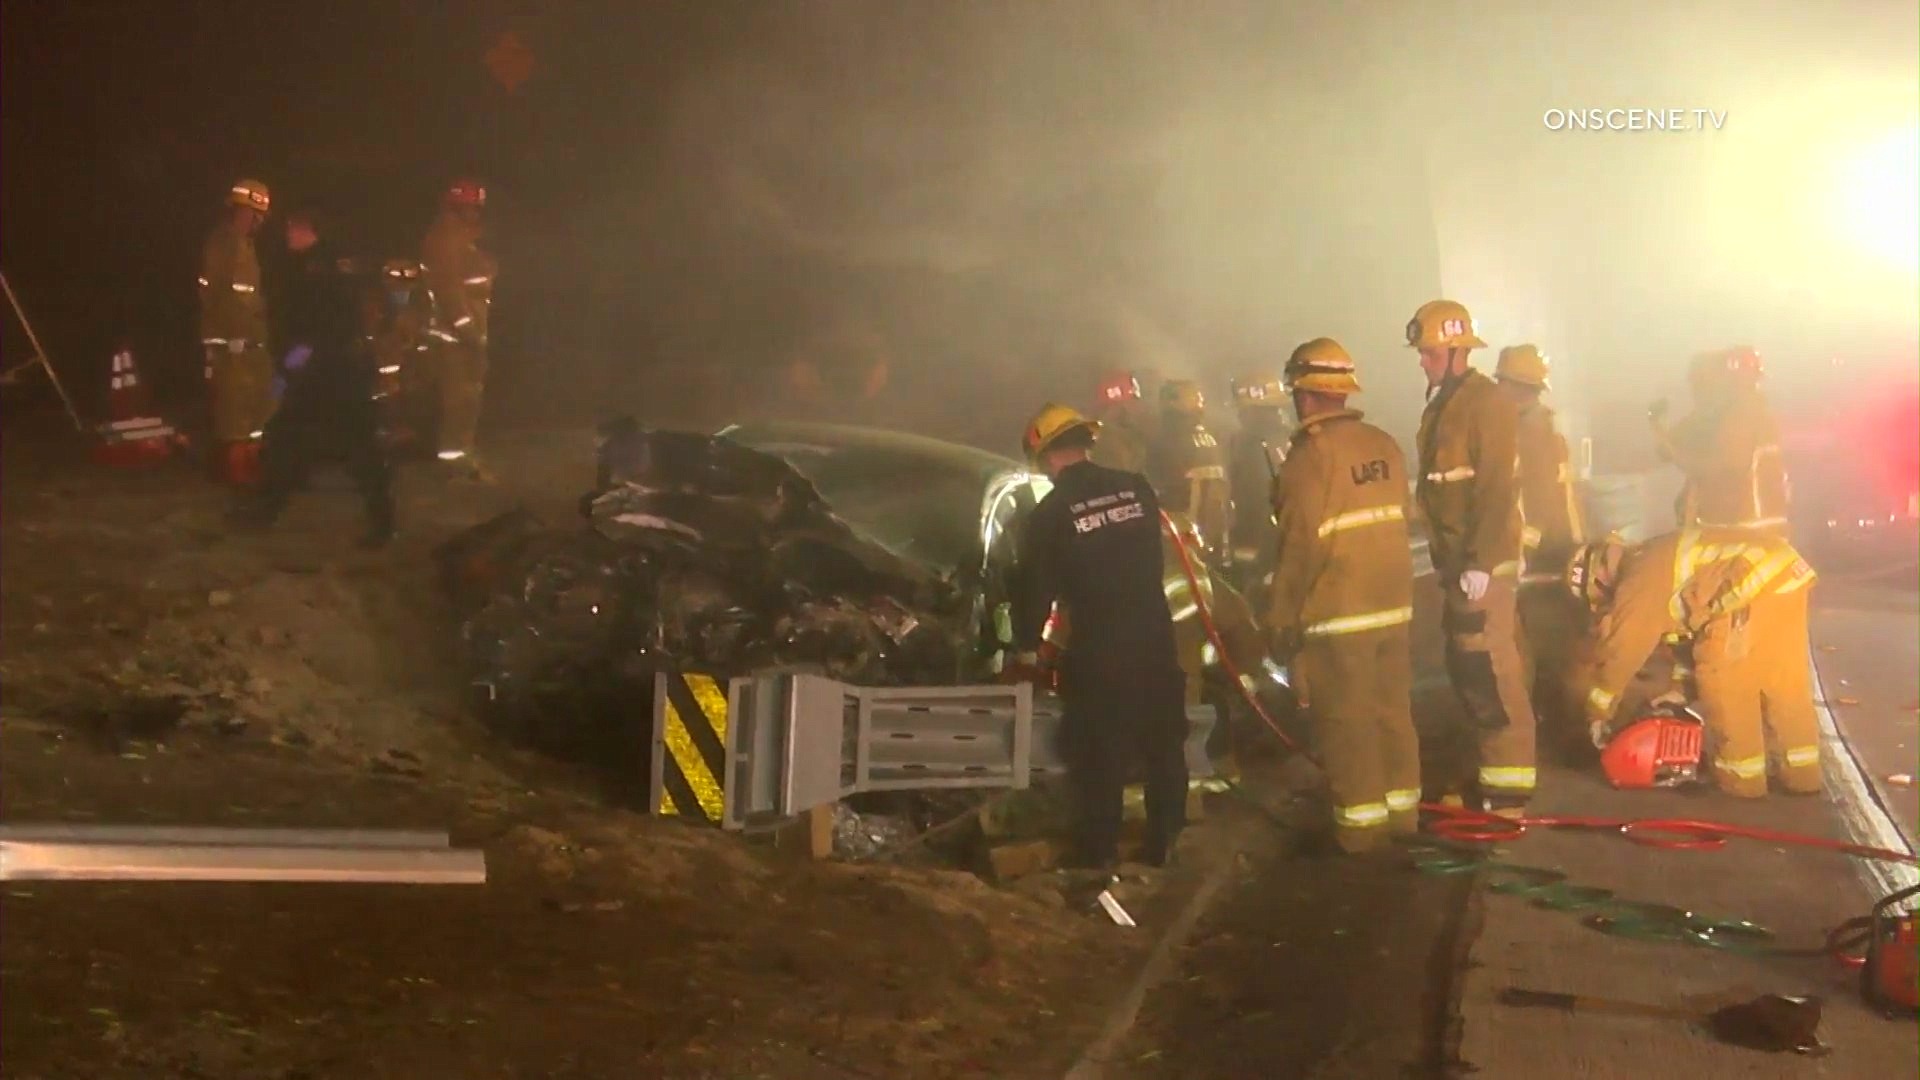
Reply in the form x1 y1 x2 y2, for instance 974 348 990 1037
716 420 1024 487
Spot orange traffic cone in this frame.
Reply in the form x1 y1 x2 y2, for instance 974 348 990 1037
91 348 179 468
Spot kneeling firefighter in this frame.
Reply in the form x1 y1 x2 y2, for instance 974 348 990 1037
1567 528 1821 796
1008 404 1188 868
1265 338 1421 852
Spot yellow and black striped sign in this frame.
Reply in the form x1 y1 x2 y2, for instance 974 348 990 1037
654 672 731 825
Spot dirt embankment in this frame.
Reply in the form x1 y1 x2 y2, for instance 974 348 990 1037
0 432 1135 1079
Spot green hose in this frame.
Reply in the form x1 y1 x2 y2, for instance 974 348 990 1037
1407 843 1783 955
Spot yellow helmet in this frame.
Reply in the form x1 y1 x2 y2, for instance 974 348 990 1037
1284 337 1362 395
1160 379 1205 415
227 178 271 213
1405 299 1486 351
1230 372 1286 406
382 258 423 282
1495 344 1551 388
1022 403 1101 460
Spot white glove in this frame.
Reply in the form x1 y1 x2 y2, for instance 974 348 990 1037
1459 569 1491 602
1589 719 1610 749
227 338 247 355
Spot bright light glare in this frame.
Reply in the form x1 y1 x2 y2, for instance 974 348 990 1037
1838 126 1920 274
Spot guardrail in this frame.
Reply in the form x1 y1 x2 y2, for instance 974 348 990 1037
649 670 1217 830
0 825 487 884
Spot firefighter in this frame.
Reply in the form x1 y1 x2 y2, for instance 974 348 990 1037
372 258 433 450
1225 369 1293 595
1495 344 1589 741
1651 346 1790 537
1264 338 1420 852
1149 379 1231 564
198 177 276 484
237 207 394 548
421 177 497 477
1409 299 1537 814
1567 528 1821 796
1009 404 1187 869
1089 369 1153 472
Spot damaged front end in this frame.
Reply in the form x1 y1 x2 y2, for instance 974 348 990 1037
439 423 975 770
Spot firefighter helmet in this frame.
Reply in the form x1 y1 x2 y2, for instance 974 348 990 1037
382 258 423 282
1098 370 1143 405
1284 338 1363 396
1023 403 1101 460
1566 535 1629 611
228 178 271 213
1230 372 1286 406
1160 379 1205 415
1600 715 1705 789
1496 344 1551 388
1405 299 1486 351
446 178 488 207
1691 346 1763 384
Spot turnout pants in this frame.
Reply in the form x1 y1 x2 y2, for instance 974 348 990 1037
1442 575 1537 810
1692 587 1822 797
1518 582 1587 748
254 405 395 534
1056 660 1189 867
206 342 276 442
1294 625 1421 853
430 339 488 458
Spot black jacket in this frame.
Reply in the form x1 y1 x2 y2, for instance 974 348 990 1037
275 244 377 421
1013 459 1178 670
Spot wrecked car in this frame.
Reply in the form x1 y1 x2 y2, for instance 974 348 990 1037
439 420 1275 770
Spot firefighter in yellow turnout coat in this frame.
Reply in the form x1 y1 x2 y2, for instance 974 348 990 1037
421 178 497 471
199 178 276 475
1409 300 1537 813
1568 528 1821 797
1496 345 1588 740
1150 379 1232 565
1654 346 1790 538
1266 338 1420 852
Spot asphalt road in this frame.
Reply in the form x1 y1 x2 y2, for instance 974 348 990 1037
1810 574 1919 853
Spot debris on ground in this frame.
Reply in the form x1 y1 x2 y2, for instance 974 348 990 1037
1497 987 1828 1055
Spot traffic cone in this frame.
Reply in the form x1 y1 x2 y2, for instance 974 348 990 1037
90 347 179 468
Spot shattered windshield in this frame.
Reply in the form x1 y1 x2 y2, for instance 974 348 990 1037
721 423 1048 572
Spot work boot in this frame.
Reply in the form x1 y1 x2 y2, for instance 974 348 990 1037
1137 832 1179 869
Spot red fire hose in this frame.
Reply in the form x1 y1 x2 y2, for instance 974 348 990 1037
1157 512 1919 870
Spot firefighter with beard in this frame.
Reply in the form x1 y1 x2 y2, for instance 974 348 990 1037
1408 299 1536 815
1008 404 1187 870
1652 346 1790 538
198 178 275 484
1495 344 1589 743
1225 368 1294 595
1567 529 1821 796
1265 339 1420 853
1149 379 1231 565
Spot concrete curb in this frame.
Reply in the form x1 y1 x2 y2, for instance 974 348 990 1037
1810 646 1919 898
